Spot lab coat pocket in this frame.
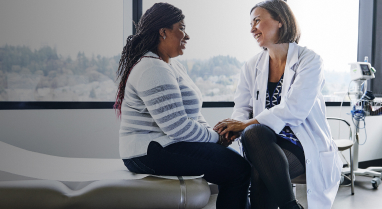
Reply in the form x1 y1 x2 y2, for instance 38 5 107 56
319 150 340 189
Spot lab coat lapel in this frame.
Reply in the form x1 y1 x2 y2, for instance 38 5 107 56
281 43 298 98
254 51 269 114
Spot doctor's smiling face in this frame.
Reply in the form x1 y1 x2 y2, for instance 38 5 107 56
250 7 282 48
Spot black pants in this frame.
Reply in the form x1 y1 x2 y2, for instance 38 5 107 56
241 124 306 209
123 141 251 209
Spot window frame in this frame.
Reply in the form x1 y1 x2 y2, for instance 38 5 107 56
0 0 360 109
359 0 382 97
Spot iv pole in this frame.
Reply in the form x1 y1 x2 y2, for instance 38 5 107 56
348 78 382 189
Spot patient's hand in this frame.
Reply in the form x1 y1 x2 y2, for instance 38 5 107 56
217 134 232 147
227 131 240 141
215 126 241 147
217 132 238 147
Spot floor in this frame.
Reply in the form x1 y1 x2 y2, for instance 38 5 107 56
332 176 382 209
203 176 382 209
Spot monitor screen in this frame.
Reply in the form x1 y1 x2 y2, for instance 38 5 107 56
360 64 371 75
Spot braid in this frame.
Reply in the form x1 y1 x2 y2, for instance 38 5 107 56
114 3 184 118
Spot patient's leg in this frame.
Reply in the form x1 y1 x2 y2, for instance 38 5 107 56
241 124 305 209
123 141 251 209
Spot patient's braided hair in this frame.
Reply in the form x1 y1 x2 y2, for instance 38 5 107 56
114 3 184 117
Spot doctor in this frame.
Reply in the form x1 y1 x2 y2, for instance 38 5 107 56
214 0 342 209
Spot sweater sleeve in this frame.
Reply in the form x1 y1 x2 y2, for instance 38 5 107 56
197 112 219 142
136 66 218 143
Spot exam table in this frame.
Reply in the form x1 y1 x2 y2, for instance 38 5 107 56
0 141 211 209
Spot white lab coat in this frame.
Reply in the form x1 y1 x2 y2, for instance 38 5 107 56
232 43 342 209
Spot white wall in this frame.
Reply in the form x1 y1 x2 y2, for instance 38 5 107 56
1 106 381 163
0 109 120 158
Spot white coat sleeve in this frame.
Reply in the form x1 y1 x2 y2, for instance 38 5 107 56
255 52 324 133
231 63 253 121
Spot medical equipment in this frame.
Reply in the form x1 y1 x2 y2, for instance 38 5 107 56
349 62 376 82
347 58 382 189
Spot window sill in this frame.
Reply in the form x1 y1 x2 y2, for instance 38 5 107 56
0 101 351 110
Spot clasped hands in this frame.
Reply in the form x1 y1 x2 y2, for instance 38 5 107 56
213 118 260 147
213 118 246 147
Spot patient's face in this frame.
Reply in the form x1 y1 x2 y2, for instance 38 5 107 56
250 7 281 48
161 20 190 58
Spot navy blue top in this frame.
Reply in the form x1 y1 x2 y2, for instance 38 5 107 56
266 74 303 149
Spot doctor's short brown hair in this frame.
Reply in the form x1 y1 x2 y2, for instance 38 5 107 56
251 0 301 44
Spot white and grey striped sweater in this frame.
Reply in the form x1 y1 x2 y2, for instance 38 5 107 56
119 52 219 159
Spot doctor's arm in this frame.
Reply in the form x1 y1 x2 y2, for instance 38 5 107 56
255 52 324 133
214 63 257 137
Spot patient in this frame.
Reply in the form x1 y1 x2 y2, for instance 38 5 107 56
214 0 342 209
114 3 250 209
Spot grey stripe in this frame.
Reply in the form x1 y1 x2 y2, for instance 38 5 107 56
163 117 187 132
203 130 211 142
192 128 205 142
156 110 186 124
151 102 183 115
182 99 199 105
124 119 159 127
178 125 203 142
178 77 184 82
123 111 151 118
139 84 178 97
169 121 193 138
146 93 181 106
185 108 199 114
181 91 195 97
179 85 188 90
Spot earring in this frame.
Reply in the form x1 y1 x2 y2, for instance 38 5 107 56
163 35 166 40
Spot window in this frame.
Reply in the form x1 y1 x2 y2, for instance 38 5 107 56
288 0 359 102
0 0 124 102
142 0 359 102
0 0 360 107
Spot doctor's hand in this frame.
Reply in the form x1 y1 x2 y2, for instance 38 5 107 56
214 118 246 136
214 118 259 136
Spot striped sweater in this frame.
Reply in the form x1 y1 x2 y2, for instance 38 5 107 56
119 52 219 159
